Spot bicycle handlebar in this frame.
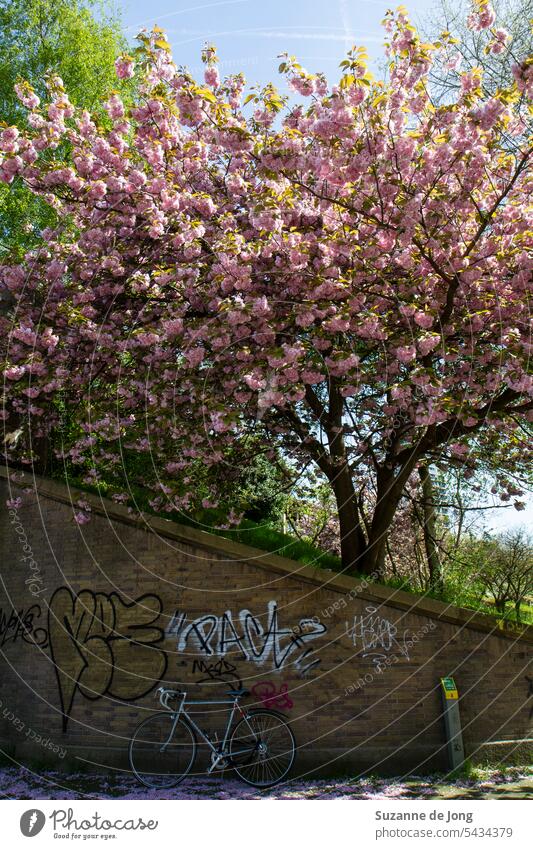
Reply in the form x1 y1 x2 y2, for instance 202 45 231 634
157 687 185 710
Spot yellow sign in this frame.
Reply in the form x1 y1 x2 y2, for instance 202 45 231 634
440 677 459 700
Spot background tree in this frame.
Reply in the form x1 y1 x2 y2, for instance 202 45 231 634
424 0 533 99
285 474 341 556
450 528 532 619
1 7 532 577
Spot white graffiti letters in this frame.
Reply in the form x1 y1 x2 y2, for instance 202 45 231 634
346 606 410 666
167 601 327 675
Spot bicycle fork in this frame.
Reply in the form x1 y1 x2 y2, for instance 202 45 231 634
160 712 182 754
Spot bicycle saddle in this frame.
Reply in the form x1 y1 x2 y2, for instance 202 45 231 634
226 688 250 698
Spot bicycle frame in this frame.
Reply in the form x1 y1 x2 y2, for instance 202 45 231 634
158 690 259 770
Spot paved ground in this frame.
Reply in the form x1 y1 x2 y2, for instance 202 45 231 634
0 766 531 800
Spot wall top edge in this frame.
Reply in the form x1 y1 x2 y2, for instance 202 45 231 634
1 465 531 644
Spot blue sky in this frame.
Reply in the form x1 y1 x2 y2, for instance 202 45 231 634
119 0 434 85
116 0 531 536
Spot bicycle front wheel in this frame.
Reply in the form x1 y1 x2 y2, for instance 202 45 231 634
129 712 197 789
229 709 296 787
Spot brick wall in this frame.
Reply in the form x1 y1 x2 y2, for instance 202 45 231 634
0 467 531 777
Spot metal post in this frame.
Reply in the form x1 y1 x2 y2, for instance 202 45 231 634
440 676 465 770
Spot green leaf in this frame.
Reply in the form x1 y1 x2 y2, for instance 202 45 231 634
195 87 217 103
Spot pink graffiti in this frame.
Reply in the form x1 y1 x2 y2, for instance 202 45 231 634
251 680 294 710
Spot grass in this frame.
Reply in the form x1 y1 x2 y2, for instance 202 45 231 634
481 598 533 626
169 512 343 570
53 471 342 571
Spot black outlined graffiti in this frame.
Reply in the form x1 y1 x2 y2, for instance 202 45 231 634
48 587 167 731
167 611 186 638
191 658 243 688
251 681 294 710
167 601 327 675
0 604 48 649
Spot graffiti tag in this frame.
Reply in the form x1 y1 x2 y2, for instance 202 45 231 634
0 605 48 649
346 605 410 667
167 601 326 675
48 587 167 731
191 658 242 688
251 680 294 711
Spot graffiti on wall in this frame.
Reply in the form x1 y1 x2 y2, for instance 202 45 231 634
0 604 48 649
48 587 167 731
191 658 243 689
345 605 410 667
166 601 327 676
251 680 294 710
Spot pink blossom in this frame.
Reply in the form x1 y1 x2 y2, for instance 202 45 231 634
288 75 315 96
471 97 506 130
244 374 265 391
512 61 533 98
460 70 482 95
115 56 135 80
450 443 468 456
5 365 26 380
377 231 396 252
487 28 510 54
88 181 107 200
73 511 91 525
467 2 496 31
6 497 22 510
418 335 440 356
413 311 433 329
0 155 23 182
184 347 205 367
204 67 220 88
163 319 183 337
395 345 417 364
14 83 40 110
105 93 125 120
444 53 462 72
0 126 20 152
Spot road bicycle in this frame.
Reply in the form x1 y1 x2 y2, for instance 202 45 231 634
128 686 296 789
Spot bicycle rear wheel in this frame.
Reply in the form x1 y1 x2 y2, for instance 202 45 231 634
229 709 296 787
129 712 197 788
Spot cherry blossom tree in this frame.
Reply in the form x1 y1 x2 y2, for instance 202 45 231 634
1 4 532 575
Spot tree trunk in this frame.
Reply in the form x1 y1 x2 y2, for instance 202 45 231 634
365 451 425 579
323 379 368 575
330 463 368 575
419 464 444 594
365 468 406 579
495 599 506 616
